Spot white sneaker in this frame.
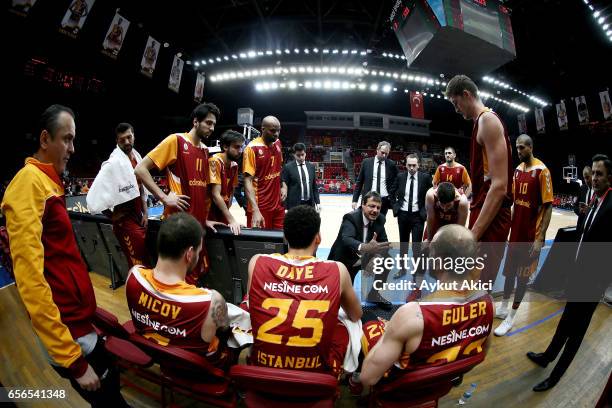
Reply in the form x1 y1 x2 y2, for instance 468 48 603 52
494 316 514 336
495 303 508 319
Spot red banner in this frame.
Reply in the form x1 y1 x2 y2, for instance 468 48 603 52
410 91 424 119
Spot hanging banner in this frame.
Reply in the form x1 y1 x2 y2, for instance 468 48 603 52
194 72 205 102
535 107 545 134
556 100 568 131
140 36 160 78
168 55 184 93
59 0 96 38
102 12 130 59
575 95 589 124
517 113 527 134
10 0 38 17
410 91 424 119
599 90 611 120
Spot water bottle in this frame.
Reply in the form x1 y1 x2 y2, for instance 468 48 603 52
457 383 477 405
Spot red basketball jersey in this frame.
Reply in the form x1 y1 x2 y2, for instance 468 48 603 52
242 137 283 212
509 158 553 242
208 153 238 223
434 164 470 190
249 254 341 373
398 290 493 370
424 192 462 240
470 110 513 210
126 267 215 355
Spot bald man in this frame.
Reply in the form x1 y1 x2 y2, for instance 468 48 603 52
359 225 493 387
243 116 285 229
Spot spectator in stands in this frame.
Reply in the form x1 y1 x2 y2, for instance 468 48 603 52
352 141 398 215
574 166 593 228
282 143 320 211
359 225 493 387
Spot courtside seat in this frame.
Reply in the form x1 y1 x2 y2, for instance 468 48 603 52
230 365 339 408
369 352 485 408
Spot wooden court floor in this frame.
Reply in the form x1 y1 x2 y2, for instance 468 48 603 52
0 195 610 407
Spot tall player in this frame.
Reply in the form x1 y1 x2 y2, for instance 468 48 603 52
135 102 224 285
423 182 469 242
445 75 513 285
359 225 493 387
208 130 245 235
247 205 362 377
433 147 471 194
243 116 285 229
494 134 552 336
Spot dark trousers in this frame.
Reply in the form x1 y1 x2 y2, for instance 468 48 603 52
543 301 599 380
380 197 391 216
53 338 128 407
398 210 425 277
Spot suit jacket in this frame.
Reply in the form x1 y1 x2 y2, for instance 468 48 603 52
282 160 320 209
573 183 593 226
352 157 398 202
390 171 433 219
568 190 612 301
328 209 388 278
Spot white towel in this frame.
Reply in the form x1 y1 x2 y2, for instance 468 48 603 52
338 307 363 373
86 146 148 214
226 302 253 349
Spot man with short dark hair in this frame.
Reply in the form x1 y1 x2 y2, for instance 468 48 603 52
248 205 362 377
352 141 398 215
87 122 149 268
359 225 493 387
433 146 471 194
446 75 513 285
423 181 469 241
208 130 245 235
135 102 224 284
2 105 129 406
126 213 231 366
282 142 320 210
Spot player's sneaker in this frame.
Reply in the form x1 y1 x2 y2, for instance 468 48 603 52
495 302 508 319
494 315 514 336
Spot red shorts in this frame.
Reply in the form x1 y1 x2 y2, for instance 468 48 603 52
361 319 387 356
469 207 511 284
328 322 350 378
247 206 285 230
113 217 148 269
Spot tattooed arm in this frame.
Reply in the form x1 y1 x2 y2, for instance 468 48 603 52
201 290 229 343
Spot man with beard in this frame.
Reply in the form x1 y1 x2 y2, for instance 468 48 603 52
87 123 149 268
208 130 244 235
243 116 285 229
433 146 471 195
495 134 553 336
135 102 224 285
445 75 513 285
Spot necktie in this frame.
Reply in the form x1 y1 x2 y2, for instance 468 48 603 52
364 221 370 242
408 175 415 212
376 160 382 193
586 188 592 204
299 163 309 201
583 196 598 233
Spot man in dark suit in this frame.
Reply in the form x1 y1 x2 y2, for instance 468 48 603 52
527 154 612 392
352 141 398 215
391 153 433 280
329 191 392 309
573 165 593 228
282 143 320 211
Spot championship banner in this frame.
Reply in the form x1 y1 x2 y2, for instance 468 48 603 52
194 72 205 102
140 36 160 78
102 12 130 59
600 90 611 120
168 55 184 93
575 95 589 124
10 0 38 17
517 113 527 134
556 100 568 131
59 0 96 38
410 91 424 119
535 107 545 134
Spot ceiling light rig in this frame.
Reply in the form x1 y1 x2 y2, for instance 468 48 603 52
583 0 612 41
482 76 548 107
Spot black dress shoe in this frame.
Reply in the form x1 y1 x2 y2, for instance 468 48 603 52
526 352 549 368
367 290 393 310
533 377 560 392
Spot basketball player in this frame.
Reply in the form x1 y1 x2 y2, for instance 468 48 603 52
423 181 469 242
359 225 493 387
494 134 552 336
126 213 231 367
243 116 285 229
446 75 513 285
247 205 362 377
135 102 224 285
208 130 244 235
433 147 471 194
